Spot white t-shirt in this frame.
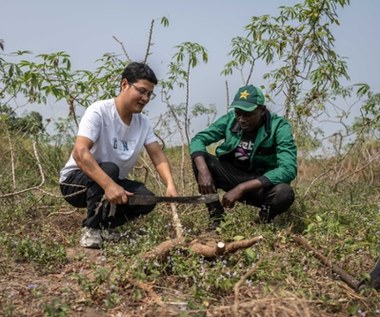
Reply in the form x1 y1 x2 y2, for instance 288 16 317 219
59 98 157 182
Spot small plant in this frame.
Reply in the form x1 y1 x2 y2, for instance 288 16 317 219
43 298 70 317
2 304 15 317
71 266 121 307
1 234 67 272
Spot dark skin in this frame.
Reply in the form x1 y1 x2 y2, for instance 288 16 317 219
194 106 266 208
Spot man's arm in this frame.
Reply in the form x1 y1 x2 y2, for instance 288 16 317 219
222 178 264 208
72 136 131 204
193 155 264 208
192 155 216 194
145 142 177 197
189 112 231 157
260 120 297 186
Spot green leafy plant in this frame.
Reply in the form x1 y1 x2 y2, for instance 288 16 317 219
2 234 67 272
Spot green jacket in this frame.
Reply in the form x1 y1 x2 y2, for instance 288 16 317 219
190 110 297 188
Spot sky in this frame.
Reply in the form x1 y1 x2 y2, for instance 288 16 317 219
1 0 380 143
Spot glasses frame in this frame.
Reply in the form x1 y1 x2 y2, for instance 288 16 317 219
130 83 156 100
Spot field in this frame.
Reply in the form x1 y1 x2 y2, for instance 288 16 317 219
0 140 379 317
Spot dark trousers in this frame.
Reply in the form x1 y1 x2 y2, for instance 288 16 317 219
60 162 155 229
193 154 295 219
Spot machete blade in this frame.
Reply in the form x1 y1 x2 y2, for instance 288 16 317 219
127 193 219 205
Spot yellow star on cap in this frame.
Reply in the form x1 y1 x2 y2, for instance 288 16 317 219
239 90 250 100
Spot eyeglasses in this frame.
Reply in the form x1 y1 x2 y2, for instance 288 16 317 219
130 83 156 100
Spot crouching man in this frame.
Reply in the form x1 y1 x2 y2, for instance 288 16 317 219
60 62 177 248
190 84 297 227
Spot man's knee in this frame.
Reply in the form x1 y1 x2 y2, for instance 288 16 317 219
267 183 295 214
273 183 294 203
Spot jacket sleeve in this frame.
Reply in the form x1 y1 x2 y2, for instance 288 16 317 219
260 119 298 186
190 112 231 158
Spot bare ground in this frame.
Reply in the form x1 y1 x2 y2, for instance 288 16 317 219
0 210 379 317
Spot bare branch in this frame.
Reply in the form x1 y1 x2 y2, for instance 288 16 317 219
143 19 155 64
292 234 360 291
112 35 132 62
6 131 17 190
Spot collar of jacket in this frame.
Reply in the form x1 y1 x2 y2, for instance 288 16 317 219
230 109 272 135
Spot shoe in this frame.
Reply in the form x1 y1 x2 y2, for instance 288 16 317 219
208 218 220 230
101 228 122 242
208 213 225 231
258 206 274 224
80 227 103 249
206 203 225 230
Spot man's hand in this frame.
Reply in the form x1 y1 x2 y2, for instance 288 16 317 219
146 141 178 198
193 156 216 194
165 182 178 197
72 136 132 205
197 169 216 194
222 186 244 208
104 182 133 205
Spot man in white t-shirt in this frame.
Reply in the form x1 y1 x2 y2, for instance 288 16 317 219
60 62 177 249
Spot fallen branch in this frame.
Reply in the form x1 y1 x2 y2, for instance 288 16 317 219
127 276 165 307
190 236 263 259
292 234 360 290
143 238 184 260
189 239 226 258
226 236 263 253
47 209 79 218
143 235 263 260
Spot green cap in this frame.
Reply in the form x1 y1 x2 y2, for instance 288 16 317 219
230 85 265 112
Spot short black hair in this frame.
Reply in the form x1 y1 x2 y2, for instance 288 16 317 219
121 62 158 85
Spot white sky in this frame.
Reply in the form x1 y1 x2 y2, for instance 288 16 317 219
1 0 380 141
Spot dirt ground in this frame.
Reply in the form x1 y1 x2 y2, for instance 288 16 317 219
0 253 343 317
1 241 373 317
1 212 379 317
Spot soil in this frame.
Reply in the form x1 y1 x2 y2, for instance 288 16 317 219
0 212 378 317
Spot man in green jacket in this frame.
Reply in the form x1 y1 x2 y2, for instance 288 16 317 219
190 84 297 226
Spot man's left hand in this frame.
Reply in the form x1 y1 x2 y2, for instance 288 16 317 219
165 183 178 198
222 186 244 208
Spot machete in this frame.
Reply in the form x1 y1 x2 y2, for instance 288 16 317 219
127 193 219 205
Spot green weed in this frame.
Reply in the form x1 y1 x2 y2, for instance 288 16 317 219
43 298 70 317
1 233 67 272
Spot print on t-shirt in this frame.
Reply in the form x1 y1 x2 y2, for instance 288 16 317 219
234 136 254 170
112 137 136 156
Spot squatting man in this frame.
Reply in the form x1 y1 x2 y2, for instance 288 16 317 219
190 84 298 227
59 62 177 249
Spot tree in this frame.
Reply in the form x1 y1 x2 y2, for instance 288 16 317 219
352 84 380 140
0 105 44 136
159 43 213 191
222 0 351 152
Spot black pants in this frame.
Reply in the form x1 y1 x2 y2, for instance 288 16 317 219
193 154 295 219
60 162 155 229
